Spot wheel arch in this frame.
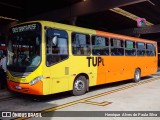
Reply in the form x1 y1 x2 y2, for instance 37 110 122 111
73 73 89 92
136 67 141 73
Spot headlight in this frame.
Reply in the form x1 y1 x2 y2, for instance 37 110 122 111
29 76 43 86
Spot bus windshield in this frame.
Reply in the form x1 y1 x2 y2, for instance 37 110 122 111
7 23 41 72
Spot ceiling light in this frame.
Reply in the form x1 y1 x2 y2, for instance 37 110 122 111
147 0 155 6
0 16 19 21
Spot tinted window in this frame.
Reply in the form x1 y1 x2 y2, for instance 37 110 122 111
125 40 136 56
137 42 145 56
46 28 68 66
92 35 109 55
111 38 124 56
72 33 91 56
146 43 156 56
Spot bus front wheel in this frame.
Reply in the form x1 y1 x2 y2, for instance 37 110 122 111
72 76 87 96
133 68 141 82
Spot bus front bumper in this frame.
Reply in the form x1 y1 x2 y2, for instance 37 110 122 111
7 80 43 95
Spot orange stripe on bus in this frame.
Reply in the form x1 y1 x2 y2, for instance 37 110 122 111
95 30 158 85
8 80 43 95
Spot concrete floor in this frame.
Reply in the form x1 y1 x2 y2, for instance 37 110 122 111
0 72 160 120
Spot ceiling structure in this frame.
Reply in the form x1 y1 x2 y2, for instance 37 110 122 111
0 0 81 22
1 0 160 40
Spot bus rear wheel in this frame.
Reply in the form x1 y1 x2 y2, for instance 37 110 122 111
72 76 87 96
133 68 141 82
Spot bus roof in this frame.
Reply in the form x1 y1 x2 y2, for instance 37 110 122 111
12 20 156 44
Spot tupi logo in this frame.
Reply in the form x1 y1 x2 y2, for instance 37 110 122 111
87 57 104 67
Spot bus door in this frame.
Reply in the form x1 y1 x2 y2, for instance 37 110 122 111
45 28 69 94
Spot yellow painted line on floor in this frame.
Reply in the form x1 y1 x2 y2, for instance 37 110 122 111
81 100 112 106
15 76 160 120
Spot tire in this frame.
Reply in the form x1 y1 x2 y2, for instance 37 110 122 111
133 69 141 82
72 76 87 96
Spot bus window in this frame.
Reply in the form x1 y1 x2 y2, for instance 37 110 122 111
137 42 145 56
8 32 41 69
146 43 156 56
111 38 124 56
72 33 90 56
92 35 109 56
125 40 136 56
46 28 68 66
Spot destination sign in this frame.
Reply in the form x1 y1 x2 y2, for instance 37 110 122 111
12 24 37 33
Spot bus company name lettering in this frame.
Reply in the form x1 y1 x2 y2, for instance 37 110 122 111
87 57 104 67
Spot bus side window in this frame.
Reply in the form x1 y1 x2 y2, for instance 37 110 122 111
146 43 156 56
92 35 109 56
72 33 91 56
110 38 124 56
136 42 145 56
125 40 136 56
46 28 68 66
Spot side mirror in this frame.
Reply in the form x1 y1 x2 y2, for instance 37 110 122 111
52 36 58 46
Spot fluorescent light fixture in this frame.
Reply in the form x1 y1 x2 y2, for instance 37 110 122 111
147 0 155 6
0 16 19 21
110 7 153 26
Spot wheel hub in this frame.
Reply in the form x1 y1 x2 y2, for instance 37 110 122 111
135 71 140 80
75 79 84 91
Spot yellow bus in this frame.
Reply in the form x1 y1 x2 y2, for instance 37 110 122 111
7 21 157 96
